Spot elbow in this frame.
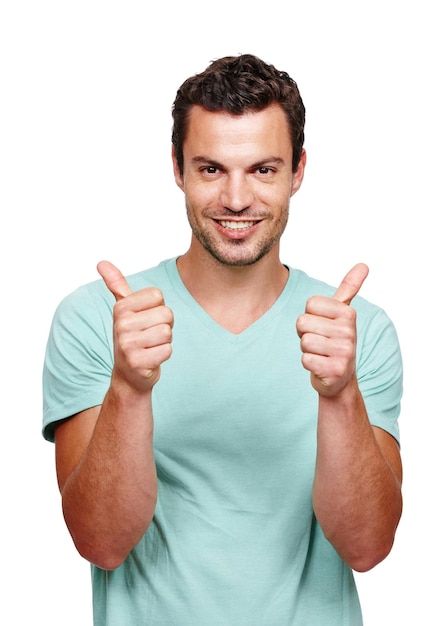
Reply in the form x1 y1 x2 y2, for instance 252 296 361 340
62 498 156 571
338 533 397 573
88 554 127 572
64 512 152 571
350 507 403 572
62 510 132 570
348 544 393 573
72 535 131 571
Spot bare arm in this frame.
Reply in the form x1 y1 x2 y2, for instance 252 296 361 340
55 261 173 571
313 387 402 572
296 264 402 572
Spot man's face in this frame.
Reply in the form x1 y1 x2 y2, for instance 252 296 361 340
173 104 305 267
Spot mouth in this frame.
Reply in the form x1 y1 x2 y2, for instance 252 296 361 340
218 220 258 231
213 218 263 240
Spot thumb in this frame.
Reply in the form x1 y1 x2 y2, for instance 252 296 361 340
333 263 369 305
97 260 133 301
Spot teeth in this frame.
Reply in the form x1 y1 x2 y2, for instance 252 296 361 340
220 220 255 230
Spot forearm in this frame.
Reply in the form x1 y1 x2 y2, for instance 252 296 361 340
61 381 158 570
312 381 402 572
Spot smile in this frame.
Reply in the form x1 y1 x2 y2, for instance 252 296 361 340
219 220 257 230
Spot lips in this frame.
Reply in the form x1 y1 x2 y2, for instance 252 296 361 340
219 220 257 230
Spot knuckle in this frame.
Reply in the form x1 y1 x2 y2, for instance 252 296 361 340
162 306 174 325
159 323 173 343
343 306 357 322
113 299 128 317
118 334 136 354
300 352 313 370
114 316 131 335
162 343 173 360
305 296 317 312
149 287 164 305
300 333 310 352
296 312 306 325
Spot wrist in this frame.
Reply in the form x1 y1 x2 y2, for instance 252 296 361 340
108 372 154 409
318 376 362 409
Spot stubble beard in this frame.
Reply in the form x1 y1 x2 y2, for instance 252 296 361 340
185 202 290 268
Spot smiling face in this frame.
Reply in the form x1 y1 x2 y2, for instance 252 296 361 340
173 104 306 267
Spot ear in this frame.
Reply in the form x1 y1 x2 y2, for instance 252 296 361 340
290 149 306 197
172 146 185 192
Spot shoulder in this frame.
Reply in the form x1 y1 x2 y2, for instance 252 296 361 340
124 258 177 292
288 266 391 319
55 258 176 317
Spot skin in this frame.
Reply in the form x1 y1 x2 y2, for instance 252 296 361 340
299 264 402 571
55 103 402 572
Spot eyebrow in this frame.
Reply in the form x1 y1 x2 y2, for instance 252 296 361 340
191 156 224 168
191 156 286 169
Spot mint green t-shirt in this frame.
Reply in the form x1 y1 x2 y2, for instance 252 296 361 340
42 258 402 626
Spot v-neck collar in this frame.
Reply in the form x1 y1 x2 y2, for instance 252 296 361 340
164 257 299 343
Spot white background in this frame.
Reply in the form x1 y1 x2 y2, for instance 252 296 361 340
1 1 442 623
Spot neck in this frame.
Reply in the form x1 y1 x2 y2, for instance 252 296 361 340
176 242 289 334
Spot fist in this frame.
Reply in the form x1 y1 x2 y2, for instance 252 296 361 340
97 260 173 393
296 264 369 397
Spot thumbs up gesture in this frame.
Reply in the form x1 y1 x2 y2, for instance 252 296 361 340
97 261 174 393
296 264 369 397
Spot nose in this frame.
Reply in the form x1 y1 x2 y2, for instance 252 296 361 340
220 173 254 212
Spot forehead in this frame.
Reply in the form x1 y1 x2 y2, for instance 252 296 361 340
183 104 292 161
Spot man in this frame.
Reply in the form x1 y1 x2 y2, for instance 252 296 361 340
43 54 403 625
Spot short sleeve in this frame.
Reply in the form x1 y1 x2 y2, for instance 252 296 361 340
355 304 403 443
42 282 114 442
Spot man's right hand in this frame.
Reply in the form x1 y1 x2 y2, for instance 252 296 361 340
97 260 173 393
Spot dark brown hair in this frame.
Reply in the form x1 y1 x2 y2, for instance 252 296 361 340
172 54 305 175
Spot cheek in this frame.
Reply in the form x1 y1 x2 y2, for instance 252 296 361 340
258 185 289 211
185 181 219 208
